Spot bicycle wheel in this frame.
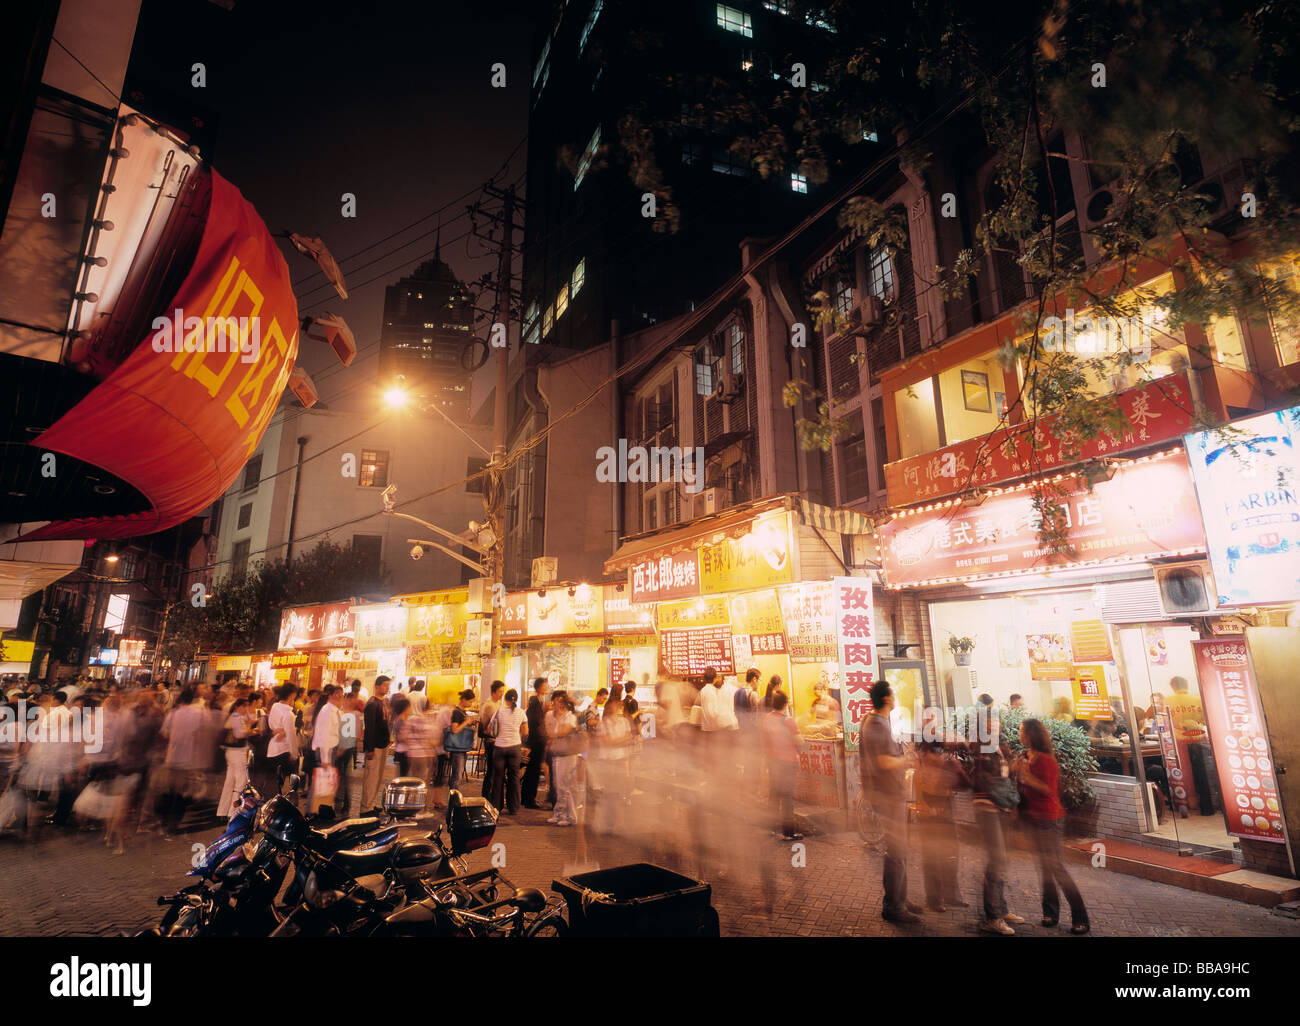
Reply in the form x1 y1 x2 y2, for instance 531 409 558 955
855 794 885 846
524 912 568 937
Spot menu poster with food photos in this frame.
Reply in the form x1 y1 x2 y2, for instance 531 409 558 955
1192 639 1286 844
1026 632 1073 680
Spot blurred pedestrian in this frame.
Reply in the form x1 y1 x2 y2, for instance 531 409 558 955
490 688 527 815
970 738 1022 935
592 688 631 834
522 677 550 809
479 680 505 803
442 689 478 798
861 681 923 924
762 691 803 839
546 692 581 827
217 697 254 818
1016 718 1090 934
915 739 968 913
360 675 392 813
266 684 300 788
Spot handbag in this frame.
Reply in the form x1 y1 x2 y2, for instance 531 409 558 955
986 774 1020 811
312 764 339 798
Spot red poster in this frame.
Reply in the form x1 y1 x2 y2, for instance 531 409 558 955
884 376 1195 506
1192 639 1286 844
18 169 299 541
880 450 1205 587
833 576 876 752
278 603 355 651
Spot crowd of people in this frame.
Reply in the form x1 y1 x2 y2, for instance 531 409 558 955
860 681 1090 936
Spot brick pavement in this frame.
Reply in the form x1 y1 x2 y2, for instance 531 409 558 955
1 785 1298 937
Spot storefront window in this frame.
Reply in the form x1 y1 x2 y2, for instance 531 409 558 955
1204 314 1250 372
894 377 940 458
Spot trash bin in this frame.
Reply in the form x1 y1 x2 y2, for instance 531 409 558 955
552 863 720 937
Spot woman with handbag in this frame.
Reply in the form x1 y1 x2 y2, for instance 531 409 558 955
217 697 255 818
546 692 582 827
1015 718 1090 935
970 741 1024 936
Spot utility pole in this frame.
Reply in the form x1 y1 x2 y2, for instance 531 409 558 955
469 181 521 667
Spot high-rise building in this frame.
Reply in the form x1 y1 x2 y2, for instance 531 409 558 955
379 248 476 416
521 0 851 356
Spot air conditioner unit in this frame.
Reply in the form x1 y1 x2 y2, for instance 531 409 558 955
1153 560 1218 617
698 486 730 517
849 295 883 331
950 666 979 708
709 368 743 404
1080 183 1125 230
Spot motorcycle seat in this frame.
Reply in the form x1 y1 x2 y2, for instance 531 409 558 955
310 816 381 843
334 839 398 877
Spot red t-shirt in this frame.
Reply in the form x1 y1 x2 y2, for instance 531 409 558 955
1021 752 1065 821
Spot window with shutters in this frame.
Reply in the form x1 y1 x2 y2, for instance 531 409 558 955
237 503 252 530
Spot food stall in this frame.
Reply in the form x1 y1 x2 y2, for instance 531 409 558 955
394 587 476 704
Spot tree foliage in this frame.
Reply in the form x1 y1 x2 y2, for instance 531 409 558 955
160 540 388 661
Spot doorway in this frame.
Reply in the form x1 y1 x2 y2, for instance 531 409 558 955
1114 624 1235 853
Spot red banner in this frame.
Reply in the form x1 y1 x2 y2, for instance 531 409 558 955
19 169 298 541
628 550 700 603
884 376 1195 506
880 450 1205 587
1192 639 1286 844
278 603 354 651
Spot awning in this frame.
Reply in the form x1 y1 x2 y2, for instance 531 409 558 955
604 496 792 575
797 498 875 536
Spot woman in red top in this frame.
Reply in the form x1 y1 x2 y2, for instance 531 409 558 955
1016 718 1090 934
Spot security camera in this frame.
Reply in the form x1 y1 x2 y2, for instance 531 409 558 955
410 544 424 561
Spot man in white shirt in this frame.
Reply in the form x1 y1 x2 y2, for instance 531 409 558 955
698 667 739 733
266 683 300 786
408 681 428 715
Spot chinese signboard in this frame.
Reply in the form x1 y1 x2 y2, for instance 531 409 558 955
659 626 735 676
698 514 794 594
404 592 468 674
880 450 1206 587
1192 639 1285 844
271 652 309 669
884 376 1195 506
628 550 699 603
729 589 786 656
498 592 529 640
656 596 730 631
1071 664 1112 719
278 602 354 651
833 576 877 752
777 582 837 661
527 588 603 637
1184 407 1300 607
352 604 408 651
794 739 843 807
118 639 146 666
603 591 656 632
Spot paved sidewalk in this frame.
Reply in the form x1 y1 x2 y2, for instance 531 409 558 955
1 796 1297 937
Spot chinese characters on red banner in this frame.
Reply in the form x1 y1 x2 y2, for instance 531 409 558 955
833 576 876 752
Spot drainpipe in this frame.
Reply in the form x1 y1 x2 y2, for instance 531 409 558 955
286 436 308 564
610 319 623 555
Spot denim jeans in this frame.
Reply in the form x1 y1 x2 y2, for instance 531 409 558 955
873 800 910 915
974 805 1009 920
1027 817 1088 926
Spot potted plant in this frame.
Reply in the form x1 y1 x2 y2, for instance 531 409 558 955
947 635 976 666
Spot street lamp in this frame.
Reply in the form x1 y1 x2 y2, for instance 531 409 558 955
384 385 409 410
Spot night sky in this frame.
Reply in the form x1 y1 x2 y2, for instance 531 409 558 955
128 0 537 409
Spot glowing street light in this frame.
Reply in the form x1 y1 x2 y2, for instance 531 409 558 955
384 386 409 410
